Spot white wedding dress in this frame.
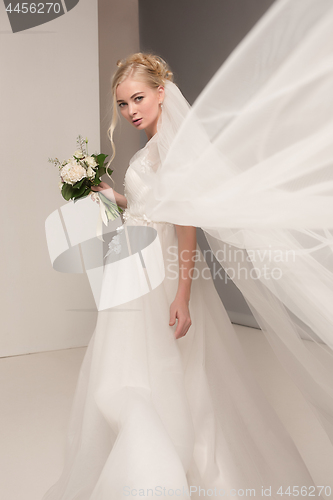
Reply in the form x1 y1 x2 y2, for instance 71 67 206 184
43 133 327 499
43 0 333 497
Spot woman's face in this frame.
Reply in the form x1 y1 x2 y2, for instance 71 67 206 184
116 77 164 139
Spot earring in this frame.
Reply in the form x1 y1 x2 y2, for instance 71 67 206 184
159 101 164 108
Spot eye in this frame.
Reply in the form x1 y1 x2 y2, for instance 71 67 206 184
118 102 126 108
135 96 143 102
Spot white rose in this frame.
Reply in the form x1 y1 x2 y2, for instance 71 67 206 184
60 160 87 185
87 166 95 179
86 156 98 167
74 150 84 159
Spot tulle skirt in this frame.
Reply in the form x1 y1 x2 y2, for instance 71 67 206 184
42 218 330 499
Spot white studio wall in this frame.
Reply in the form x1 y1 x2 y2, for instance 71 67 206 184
0 0 101 356
98 0 140 197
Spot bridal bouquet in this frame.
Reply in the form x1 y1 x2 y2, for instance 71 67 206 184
48 135 123 222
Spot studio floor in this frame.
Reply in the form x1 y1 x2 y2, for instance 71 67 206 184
0 324 332 500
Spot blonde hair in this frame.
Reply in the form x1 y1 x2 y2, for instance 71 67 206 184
105 53 174 184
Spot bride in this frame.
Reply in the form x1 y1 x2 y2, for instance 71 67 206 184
43 1 333 497
95 57 195 341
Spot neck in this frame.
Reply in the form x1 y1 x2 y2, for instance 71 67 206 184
145 129 155 141
144 108 162 140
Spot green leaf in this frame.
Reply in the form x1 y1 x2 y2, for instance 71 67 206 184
73 187 92 203
72 182 89 198
94 171 102 184
62 183 76 201
95 153 108 168
96 166 105 178
73 178 86 189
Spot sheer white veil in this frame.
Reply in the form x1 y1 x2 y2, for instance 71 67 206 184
145 0 333 468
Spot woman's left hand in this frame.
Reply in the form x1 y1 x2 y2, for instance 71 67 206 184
169 295 192 340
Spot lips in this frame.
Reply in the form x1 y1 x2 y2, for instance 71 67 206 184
133 118 142 125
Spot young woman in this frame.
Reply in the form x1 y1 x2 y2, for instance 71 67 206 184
43 47 333 499
92 57 195 341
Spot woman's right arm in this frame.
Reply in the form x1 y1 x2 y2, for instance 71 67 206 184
91 181 128 210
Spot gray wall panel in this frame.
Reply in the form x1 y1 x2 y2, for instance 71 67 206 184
139 0 275 328
139 0 275 103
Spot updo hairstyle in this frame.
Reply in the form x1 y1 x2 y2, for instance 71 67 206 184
105 53 173 180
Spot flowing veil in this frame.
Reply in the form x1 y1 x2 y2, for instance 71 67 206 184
144 0 333 482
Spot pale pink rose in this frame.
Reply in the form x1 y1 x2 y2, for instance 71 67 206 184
60 161 87 185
